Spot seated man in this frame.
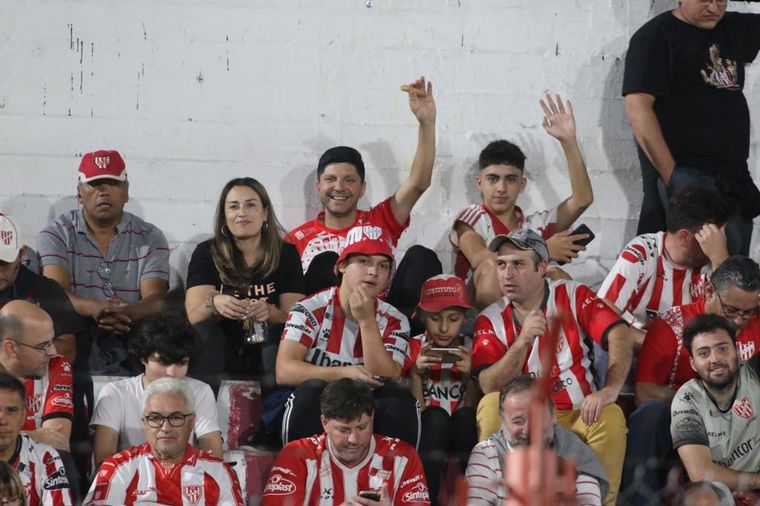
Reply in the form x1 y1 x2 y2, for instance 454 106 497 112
263 378 430 505
90 313 222 468
85 377 243 505
671 314 760 490
38 150 170 375
276 226 419 447
466 375 608 505
472 230 635 505
286 77 440 322
0 372 73 505
622 256 760 503
451 94 593 309
599 186 731 336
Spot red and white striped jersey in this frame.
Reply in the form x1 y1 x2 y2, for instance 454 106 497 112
636 298 760 391
598 232 707 329
84 443 243 506
449 203 557 279
285 198 408 274
11 434 73 506
23 356 74 431
262 433 430 505
281 287 409 367
404 333 470 415
472 280 625 410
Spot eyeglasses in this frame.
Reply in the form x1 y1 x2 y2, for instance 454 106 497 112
714 287 758 320
697 0 728 6
143 413 194 428
96 261 116 298
10 339 56 353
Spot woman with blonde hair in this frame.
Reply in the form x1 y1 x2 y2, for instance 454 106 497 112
0 461 26 506
186 177 305 390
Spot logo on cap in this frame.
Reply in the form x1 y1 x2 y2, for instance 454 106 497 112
0 230 13 246
94 156 111 170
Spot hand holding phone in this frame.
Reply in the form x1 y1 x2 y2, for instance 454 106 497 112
427 348 461 363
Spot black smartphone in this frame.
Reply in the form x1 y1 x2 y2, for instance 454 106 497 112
428 347 461 363
359 491 381 501
557 224 595 265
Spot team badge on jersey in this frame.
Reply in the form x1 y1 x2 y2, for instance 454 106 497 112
733 397 754 420
182 485 202 505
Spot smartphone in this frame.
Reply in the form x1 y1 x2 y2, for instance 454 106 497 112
428 347 461 363
557 224 595 265
359 491 381 501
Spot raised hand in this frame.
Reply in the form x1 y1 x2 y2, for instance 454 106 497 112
540 93 576 142
402 76 436 125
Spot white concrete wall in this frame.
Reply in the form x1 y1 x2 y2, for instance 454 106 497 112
2 0 759 289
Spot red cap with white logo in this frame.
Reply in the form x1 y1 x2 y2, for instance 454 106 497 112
78 150 127 184
416 274 475 316
0 214 21 263
336 225 395 266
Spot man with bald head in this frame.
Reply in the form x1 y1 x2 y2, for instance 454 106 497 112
0 301 72 453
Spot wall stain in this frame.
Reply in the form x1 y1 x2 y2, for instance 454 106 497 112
555 42 559 56
142 23 147 40
42 84 47 116
196 71 204 84
68 24 73 50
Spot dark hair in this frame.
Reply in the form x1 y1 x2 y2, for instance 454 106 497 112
0 461 25 502
320 379 375 421
211 177 285 284
683 314 737 355
0 314 22 342
666 186 730 233
710 255 760 294
497 375 554 416
128 312 200 367
478 140 526 172
317 146 366 183
0 373 25 404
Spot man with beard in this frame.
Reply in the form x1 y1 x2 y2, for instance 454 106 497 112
671 314 760 489
465 375 608 505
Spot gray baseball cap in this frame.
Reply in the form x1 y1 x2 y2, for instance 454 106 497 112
488 229 549 262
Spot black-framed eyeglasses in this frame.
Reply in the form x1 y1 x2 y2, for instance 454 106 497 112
10 339 55 353
143 413 194 428
714 286 758 320
96 261 116 298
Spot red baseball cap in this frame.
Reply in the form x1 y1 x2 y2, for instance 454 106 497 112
416 274 475 316
78 150 127 184
336 225 395 267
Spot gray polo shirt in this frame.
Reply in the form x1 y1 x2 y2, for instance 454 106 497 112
38 208 169 304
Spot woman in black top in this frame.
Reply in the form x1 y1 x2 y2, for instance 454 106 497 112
185 177 304 388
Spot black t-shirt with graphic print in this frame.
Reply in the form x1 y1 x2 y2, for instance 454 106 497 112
623 11 760 172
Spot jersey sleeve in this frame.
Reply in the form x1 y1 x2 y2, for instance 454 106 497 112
43 358 74 422
635 317 678 386
622 21 671 97
281 303 320 348
465 441 500 505
381 312 411 366
450 205 488 248
574 284 627 349
39 446 74 506
369 197 409 245
90 382 124 432
261 445 309 506
393 449 431 505
84 454 133 505
472 315 508 377
597 240 648 328
403 336 423 375
139 228 170 283
670 387 709 449
522 207 559 239
37 222 71 269
193 382 221 438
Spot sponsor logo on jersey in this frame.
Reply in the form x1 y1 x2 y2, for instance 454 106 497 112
263 474 296 496
43 468 69 490
622 244 647 265
51 384 73 392
733 397 754 420
400 474 422 488
182 484 202 504
51 395 73 408
402 482 430 503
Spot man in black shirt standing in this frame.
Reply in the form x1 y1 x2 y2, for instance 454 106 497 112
623 0 760 255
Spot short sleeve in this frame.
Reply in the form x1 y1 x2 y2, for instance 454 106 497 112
276 243 306 296
472 315 508 377
380 311 410 367
622 19 672 97
139 228 170 283
261 445 308 506
635 318 678 386
366 197 409 245
186 241 219 289
670 387 709 449
37 222 71 269
90 382 124 432
38 446 74 506
395 449 431 505
597 240 648 328
192 381 221 438
573 284 627 349
731 13 760 62
43 358 74 422
281 303 320 349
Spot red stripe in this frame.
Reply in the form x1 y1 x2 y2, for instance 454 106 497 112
646 256 665 312
672 267 686 306
483 206 511 235
627 278 650 313
552 285 575 409
204 472 220 505
602 273 627 304
124 469 140 506
327 299 346 354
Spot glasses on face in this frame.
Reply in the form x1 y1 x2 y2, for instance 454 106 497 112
714 287 758 320
96 261 116 298
697 0 728 6
10 339 56 354
143 413 193 428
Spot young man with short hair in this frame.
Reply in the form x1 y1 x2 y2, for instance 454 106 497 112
263 379 430 505
451 94 593 309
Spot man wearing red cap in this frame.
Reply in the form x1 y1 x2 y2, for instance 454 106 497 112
275 225 419 447
38 150 169 376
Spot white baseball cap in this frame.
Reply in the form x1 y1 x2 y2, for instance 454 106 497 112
0 214 21 263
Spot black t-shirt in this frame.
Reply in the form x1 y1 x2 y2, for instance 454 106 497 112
623 11 760 172
0 265 84 337
186 239 305 337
